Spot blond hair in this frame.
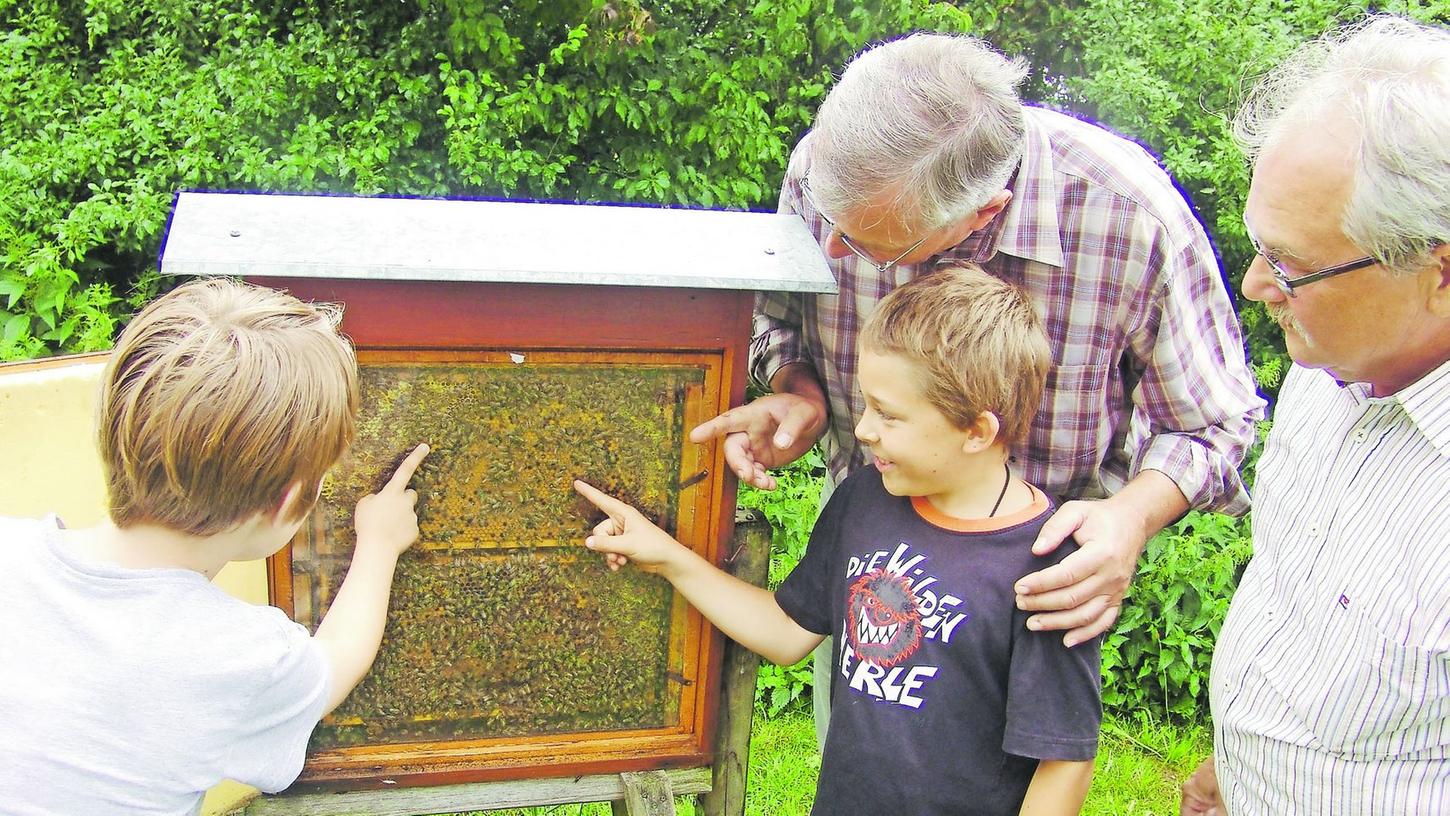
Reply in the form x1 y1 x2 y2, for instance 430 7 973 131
860 264 1050 447
99 278 359 535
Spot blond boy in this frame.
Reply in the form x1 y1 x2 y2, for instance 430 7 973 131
0 279 428 814
577 265 1102 815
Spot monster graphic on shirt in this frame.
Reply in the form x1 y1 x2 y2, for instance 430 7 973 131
838 541 970 709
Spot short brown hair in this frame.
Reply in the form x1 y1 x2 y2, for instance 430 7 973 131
860 264 1050 447
99 278 359 535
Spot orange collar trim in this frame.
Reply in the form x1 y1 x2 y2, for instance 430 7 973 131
910 483 1050 533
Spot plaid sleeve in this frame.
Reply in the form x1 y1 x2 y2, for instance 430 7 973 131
749 150 813 391
1129 218 1266 515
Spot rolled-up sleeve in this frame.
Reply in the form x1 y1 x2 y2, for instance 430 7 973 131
1130 228 1266 515
750 292 807 391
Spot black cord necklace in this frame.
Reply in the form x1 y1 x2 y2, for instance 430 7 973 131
988 462 1011 518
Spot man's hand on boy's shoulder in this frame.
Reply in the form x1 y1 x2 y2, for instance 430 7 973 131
573 480 688 575
354 443 430 557
1012 497 1143 647
1015 470 1189 647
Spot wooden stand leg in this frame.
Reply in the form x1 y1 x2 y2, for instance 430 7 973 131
617 770 675 815
698 514 771 816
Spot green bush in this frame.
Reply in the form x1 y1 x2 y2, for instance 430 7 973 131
0 0 983 361
1101 510 1253 718
11 0 1445 372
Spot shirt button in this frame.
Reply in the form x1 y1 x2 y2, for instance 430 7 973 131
1308 524 1322 538
1352 428 1369 443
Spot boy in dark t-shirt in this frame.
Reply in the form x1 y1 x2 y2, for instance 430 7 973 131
575 265 1102 815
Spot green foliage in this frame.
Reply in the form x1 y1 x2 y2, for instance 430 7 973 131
13 0 1448 371
737 446 826 716
996 0 1450 395
738 447 825 589
1101 510 1253 719
1 0 978 360
1 0 448 359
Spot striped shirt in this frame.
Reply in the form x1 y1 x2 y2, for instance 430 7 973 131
751 107 1265 511
1211 361 1450 813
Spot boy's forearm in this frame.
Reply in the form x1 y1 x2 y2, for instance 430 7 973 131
660 546 823 666
312 544 402 714
1019 759 1093 816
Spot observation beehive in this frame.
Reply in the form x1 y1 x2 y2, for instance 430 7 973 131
158 192 833 790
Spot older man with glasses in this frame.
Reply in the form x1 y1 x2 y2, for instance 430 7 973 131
1182 16 1450 814
689 31 1265 745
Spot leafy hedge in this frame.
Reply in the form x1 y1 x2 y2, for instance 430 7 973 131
0 0 977 359
9 0 1447 373
1101 511 1253 717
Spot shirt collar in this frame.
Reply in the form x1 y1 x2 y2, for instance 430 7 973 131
955 109 1065 269
1393 356 1450 456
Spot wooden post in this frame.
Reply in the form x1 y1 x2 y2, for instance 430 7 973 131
618 771 675 815
697 511 772 816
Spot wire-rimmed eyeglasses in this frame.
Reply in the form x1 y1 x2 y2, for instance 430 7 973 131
800 176 928 274
1244 221 1378 298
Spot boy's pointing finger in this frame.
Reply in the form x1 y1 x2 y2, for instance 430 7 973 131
573 479 630 518
386 443 431 491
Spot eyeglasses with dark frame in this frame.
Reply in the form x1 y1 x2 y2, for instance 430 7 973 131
799 176 928 274
1243 221 1379 298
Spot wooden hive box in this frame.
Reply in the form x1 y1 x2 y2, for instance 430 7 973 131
158 192 834 791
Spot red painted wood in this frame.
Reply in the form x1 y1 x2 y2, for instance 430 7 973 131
248 277 751 351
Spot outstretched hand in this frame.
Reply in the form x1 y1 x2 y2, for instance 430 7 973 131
354 443 429 557
573 480 688 574
687 392 826 490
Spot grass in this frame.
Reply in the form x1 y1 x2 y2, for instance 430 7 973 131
451 710 1207 815
1086 714 1210 815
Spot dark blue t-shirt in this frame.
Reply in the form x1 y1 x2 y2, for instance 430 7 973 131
775 467 1102 816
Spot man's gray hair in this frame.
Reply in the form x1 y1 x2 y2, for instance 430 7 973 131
1235 15 1450 275
808 32 1028 234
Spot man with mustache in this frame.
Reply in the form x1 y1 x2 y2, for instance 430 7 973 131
1182 15 1450 814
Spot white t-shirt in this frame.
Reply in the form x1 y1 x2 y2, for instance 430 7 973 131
0 516 331 815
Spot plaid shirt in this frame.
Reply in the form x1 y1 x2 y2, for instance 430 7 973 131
751 107 1265 513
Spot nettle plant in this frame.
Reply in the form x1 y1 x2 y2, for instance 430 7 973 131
1101 511 1254 718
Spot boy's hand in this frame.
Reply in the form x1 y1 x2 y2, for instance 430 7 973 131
354 443 429 557
573 480 687 574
